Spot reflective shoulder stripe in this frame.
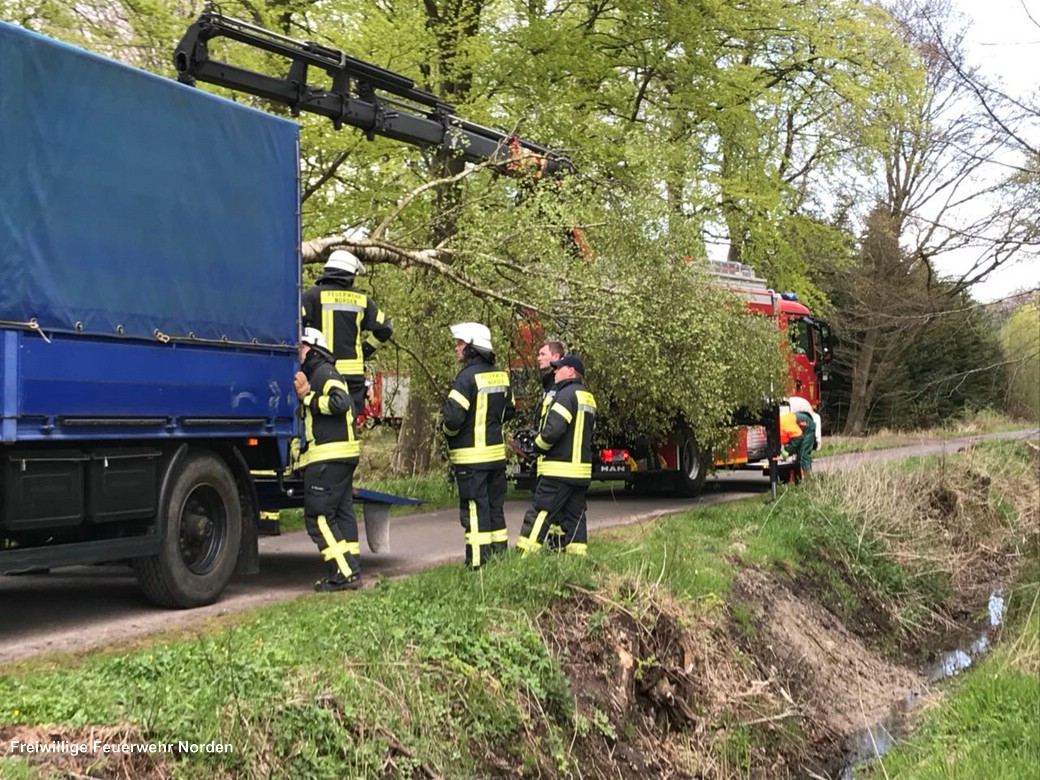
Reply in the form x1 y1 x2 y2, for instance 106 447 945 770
550 402 573 423
320 290 367 306
575 390 597 414
449 388 472 410
322 378 348 395
475 371 510 391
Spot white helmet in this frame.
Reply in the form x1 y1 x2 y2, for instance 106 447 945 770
325 249 365 275
787 396 813 413
450 322 493 352
301 327 329 351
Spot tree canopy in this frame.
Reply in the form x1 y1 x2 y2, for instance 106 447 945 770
7 0 1031 460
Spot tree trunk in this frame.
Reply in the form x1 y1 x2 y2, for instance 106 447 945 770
843 328 878 435
390 390 437 474
390 0 481 475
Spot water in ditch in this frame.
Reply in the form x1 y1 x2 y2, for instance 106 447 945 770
834 591 1006 779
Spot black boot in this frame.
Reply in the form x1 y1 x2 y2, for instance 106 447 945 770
314 573 362 592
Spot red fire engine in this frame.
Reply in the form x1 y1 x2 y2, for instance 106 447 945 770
511 259 833 497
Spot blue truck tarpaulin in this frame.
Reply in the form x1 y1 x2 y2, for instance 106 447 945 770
0 21 300 346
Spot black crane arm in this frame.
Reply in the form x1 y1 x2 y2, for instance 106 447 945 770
173 8 573 176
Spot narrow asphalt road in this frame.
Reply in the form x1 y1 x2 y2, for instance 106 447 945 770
1 428 1035 665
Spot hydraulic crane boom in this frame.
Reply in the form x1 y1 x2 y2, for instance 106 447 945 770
173 7 573 177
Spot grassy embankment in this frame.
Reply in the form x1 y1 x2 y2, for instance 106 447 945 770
0 439 1036 779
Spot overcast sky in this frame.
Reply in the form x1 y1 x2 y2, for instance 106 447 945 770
945 0 1039 302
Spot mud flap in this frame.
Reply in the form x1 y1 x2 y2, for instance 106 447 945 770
364 502 391 553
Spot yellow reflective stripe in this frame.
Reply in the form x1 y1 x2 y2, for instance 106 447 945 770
467 500 481 568
534 435 550 451
475 371 509 390
321 539 349 561
448 388 471 410
490 528 508 543
335 357 364 376
316 378 348 415
524 510 549 552
538 460 592 479
448 444 507 464
572 406 586 468
317 515 338 548
302 391 316 407
345 542 361 556
375 309 386 324
475 388 488 448
303 406 314 451
550 402 572 423
299 440 361 466
565 543 587 556
365 333 381 348
318 516 353 577
466 531 494 544
322 308 334 352
575 390 597 409
516 536 543 557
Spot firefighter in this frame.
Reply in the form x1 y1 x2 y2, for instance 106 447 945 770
295 327 363 592
301 249 393 416
779 409 816 484
517 354 597 557
441 322 516 568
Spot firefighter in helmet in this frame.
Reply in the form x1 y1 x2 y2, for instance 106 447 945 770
517 354 597 557
441 322 516 568
295 327 363 592
301 249 393 417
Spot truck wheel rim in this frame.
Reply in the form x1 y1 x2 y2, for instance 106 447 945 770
178 485 226 574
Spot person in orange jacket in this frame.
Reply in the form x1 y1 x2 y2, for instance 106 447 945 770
779 410 816 483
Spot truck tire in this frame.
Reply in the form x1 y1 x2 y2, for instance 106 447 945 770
673 432 707 498
133 451 242 608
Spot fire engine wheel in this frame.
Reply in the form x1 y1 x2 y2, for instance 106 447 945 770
673 433 707 498
133 452 242 608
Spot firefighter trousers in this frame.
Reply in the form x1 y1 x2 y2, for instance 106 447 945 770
517 477 588 557
455 466 508 568
304 460 360 580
